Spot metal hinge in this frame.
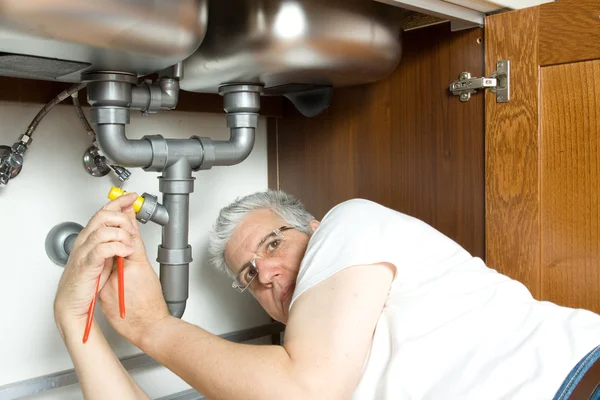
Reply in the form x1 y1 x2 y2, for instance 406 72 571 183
450 60 510 103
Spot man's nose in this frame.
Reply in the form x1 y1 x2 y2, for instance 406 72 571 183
254 257 282 285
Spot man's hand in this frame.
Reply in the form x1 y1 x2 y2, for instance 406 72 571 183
54 193 139 328
53 193 152 400
99 202 170 346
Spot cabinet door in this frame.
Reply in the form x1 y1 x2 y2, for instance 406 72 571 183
486 0 600 312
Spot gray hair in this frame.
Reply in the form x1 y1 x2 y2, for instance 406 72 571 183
208 190 315 278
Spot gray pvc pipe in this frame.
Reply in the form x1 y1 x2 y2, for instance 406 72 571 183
214 127 255 165
160 262 189 318
159 79 179 110
165 139 204 168
90 85 258 319
130 79 179 112
160 158 192 317
162 201 189 248
96 124 153 168
151 204 170 227
200 127 255 168
130 86 151 110
154 126 254 316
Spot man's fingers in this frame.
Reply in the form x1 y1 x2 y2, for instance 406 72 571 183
121 204 142 236
103 192 139 212
119 204 150 265
77 210 136 245
83 242 135 271
78 227 133 256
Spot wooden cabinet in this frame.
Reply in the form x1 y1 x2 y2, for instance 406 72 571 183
486 0 600 313
270 22 485 258
270 0 600 314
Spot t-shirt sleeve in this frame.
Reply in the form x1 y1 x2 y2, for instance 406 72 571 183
289 199 408 310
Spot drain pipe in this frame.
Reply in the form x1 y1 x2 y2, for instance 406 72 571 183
82 71 262 317
158 157 193 317
194 85 260 169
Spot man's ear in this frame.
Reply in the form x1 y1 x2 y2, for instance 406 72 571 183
309 220 320 233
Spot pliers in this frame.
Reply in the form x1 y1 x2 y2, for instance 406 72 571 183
83 256 125 343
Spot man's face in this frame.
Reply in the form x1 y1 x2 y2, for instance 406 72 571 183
224 208 319 324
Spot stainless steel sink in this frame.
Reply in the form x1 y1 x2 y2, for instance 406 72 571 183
0 0 402 99
180 0 403 94
0 0 208 81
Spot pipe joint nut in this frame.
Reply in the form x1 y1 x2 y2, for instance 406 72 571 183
158 176 195 194
91 107 130 125
219 84 263 114
12 142 27 157
18 134 33 148
157 245 193 265
137 194 156 224
226 113 259 129
83 72 137 108
82 72 138 85
138 193 169 226
145 82 163 114
142 135 168 172
193 136 216 171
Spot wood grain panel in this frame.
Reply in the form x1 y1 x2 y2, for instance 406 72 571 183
176 92 283 117
540 60 600 312
276 23 485 258
539 0 600 67
277 91 359 218
485 8 541 297
0 77 73 104
267 118 279 190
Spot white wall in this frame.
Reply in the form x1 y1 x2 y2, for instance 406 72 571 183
0 101 272 399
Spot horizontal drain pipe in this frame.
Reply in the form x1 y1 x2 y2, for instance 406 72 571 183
83 71 262 317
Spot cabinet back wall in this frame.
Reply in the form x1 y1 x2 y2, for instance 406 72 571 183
270 23 485 258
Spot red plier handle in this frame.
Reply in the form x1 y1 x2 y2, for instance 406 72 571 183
83 256 126 344
117 256 126 319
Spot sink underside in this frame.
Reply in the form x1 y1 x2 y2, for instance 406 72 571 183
0 0 404 93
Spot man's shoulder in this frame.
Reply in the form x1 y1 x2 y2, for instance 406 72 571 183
308 200 387 244
320 199 424 237
325 198 389 218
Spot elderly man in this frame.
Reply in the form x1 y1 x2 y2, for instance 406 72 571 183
54 190 600 399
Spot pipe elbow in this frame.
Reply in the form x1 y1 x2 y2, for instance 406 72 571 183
228 127 255 162
196 127 256 170
160 78 180 110
96 124 153 168
130 79 179 112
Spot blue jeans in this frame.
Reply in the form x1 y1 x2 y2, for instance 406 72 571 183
553 345 600 400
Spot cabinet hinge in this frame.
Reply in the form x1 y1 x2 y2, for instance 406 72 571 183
450 60 510 103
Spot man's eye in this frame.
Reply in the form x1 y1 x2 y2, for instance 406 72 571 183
245 268 257 282
267 239 281 253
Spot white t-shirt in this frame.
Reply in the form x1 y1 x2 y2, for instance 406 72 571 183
290 199 600 400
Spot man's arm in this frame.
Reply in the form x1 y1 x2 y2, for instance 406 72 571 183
57 317 149 399
53 193 151 400
139 263 395 400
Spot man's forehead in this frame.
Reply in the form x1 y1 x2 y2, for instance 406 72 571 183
226 209 281 269
234 209 279 241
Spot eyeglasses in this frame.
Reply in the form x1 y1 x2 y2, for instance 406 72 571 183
232 226 294 292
